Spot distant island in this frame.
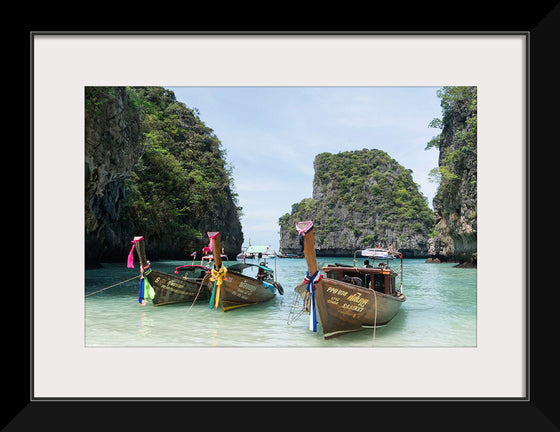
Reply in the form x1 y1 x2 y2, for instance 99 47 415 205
278 148 434 257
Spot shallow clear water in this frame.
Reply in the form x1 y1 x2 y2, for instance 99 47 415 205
85 257 476 347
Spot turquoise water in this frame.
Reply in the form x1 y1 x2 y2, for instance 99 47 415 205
85 257 476 347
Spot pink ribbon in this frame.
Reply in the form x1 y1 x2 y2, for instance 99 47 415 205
203 232 220 254
127 237 143 268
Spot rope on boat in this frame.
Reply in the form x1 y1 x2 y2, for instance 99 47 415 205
85 275 141 297
287 286 308 325
185 275 211 313
372 291 378 347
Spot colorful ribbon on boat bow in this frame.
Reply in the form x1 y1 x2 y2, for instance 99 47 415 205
127 237 143 268
203 232 220 255
209 266 227 309
304 270 322 332
138 263 155 305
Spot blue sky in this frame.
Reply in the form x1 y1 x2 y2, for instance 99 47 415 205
167 86 443 251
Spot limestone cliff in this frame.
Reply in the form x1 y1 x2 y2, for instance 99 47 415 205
85 87 144 266
278 149 433 257
85 87 243 267
426 87 477 266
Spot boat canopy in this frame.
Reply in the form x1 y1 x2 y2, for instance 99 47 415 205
245 245 270 254
228 262 274 273
361 248 394 259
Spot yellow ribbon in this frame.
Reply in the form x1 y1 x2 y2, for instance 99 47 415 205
210 266 227 285
209 266 227 309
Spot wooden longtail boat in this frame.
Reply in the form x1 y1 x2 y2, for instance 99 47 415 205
129 236 210 306
292 221 406 339
206 231 283 311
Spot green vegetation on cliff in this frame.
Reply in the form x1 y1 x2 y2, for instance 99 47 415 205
427 87 477 214
425 86 477 263
278 149 433 256
124 87 243 255
85 87 243 264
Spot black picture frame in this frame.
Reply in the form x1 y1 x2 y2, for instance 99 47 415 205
18 4 558 429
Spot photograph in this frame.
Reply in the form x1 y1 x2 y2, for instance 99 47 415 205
84 85 478 348
25 29 543 425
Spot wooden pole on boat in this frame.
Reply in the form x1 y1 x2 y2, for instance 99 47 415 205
207 232 222 268
296 221 318 274
207 231 226 310
133 236 149 268
296 220 319 332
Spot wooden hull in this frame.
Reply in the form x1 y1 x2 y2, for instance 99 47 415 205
146 270 209 306
296 278 405 338
209 271 277 311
